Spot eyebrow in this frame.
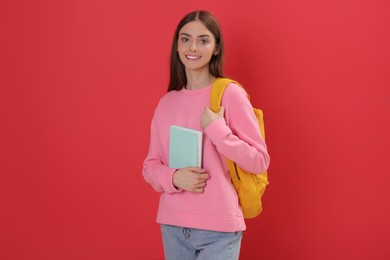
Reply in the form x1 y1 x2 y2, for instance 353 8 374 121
180 33 211 38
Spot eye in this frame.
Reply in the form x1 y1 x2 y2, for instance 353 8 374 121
180 37 189 43
199 39 209 45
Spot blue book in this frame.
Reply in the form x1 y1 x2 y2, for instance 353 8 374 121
169 125 203 168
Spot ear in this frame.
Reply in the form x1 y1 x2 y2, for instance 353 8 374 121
213 47 219 56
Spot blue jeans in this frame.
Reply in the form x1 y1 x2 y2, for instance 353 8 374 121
160 225 242 260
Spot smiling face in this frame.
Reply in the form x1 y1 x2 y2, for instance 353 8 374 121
168 11 225 91
177 20 219 73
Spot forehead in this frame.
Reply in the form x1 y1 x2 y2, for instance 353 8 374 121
179 20 213 37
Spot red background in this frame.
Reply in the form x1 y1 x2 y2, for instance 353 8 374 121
1 0 389 259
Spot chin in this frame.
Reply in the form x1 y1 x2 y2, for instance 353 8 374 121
184 63 209 71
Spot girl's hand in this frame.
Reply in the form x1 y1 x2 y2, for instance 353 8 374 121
173 167 209 193
201 106 225 129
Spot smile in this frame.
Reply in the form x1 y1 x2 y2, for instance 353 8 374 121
185 55 201 61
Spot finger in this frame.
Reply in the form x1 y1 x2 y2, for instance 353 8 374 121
218 106 225 115
196 182 206 188
186 167 206 173
205 106 218 113
198 173 209 180
193 187 204 193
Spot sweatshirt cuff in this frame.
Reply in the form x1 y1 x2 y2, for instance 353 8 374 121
204 117 232 146
163 168 183 193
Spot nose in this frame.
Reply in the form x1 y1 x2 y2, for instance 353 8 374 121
189 40 198 52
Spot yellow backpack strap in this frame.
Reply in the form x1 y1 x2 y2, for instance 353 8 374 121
210 78 242 113
211 78 265 140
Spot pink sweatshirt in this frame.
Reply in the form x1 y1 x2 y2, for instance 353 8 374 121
143 83 270 232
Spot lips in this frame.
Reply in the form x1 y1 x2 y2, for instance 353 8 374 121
185 55 201 61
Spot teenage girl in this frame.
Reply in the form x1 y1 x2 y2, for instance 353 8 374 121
143 10 270 260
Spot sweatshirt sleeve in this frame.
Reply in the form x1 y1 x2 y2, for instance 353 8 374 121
142 107 181 193
204 83 270 174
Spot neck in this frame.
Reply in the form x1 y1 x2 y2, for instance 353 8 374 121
185 67 216 90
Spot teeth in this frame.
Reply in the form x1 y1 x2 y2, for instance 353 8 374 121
186 55 199 59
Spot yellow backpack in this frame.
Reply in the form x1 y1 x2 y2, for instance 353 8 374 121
210 78 269 219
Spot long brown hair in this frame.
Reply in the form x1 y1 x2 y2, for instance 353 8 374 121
167 10 225 92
